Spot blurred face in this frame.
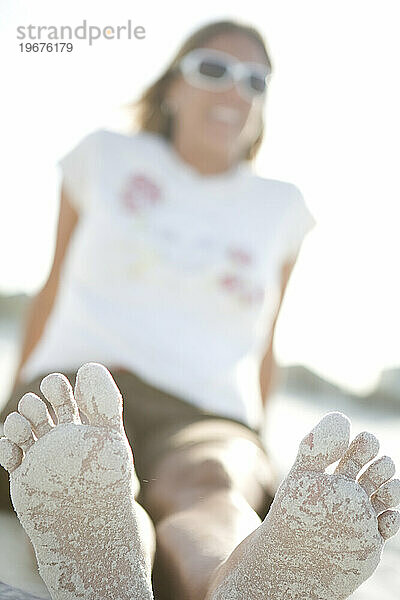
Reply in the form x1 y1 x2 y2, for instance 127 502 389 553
165 32 269 169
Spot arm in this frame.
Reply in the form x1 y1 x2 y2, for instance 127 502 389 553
259 254 298 408
12 183 79 388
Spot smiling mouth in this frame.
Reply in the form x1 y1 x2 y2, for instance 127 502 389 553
208 105 242 125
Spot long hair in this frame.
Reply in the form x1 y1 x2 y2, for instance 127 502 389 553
129 20 273 161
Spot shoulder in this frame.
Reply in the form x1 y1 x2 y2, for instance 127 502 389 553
246 171 303 201
241 170 307 213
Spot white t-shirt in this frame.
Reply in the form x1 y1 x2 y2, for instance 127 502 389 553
21 129 316 430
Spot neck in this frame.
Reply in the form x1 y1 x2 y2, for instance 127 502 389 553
172 134 239 176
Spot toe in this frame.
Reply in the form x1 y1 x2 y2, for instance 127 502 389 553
371 479 400 514
18 393 55 438
334 432 379 479
294 412 350 472
3 412 35 452
377 510 400 540
40 373 80 424
0 437 23 472
74 363 123 430
358 456 396 496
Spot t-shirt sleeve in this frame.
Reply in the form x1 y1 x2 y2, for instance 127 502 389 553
281 184 316 262
57 130 101 213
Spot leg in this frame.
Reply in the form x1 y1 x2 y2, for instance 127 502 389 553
0 364 155 599
142 420 276 600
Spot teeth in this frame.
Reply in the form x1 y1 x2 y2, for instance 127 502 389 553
209 106 241 124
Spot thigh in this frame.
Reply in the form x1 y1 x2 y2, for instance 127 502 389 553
140 418 278 523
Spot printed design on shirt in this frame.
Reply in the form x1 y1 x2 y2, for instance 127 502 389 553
226 246 253 267
216 245 265 306
217 272 265 306
117 203 265 308
121 172 162 213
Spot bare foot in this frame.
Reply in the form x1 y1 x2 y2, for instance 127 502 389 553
207 412 400 600
0 363 154 600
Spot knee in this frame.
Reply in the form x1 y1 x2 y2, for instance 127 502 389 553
143 455 236 520
184 457 234 491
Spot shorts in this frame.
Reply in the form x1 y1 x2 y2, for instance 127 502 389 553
0 368 276 519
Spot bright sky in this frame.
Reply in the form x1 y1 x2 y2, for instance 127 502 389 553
1 0 399 393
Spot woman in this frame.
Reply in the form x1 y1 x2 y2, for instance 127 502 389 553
0 19 317 599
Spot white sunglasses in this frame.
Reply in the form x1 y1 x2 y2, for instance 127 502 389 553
178 48 271 101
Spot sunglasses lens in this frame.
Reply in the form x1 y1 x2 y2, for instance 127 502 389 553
248 74 266 94
198 59 228 80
